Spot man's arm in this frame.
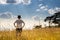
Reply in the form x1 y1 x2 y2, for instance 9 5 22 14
14 20 17 27
14 22 15 27
22 21 25 28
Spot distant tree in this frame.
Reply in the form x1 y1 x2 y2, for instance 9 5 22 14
34 25 42 29
44 16 54 27
52 12 60 27
44 12 60 27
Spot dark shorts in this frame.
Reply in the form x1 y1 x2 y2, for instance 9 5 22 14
16 28 22 33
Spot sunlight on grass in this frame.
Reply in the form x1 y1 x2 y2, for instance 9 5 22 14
0 28 60 40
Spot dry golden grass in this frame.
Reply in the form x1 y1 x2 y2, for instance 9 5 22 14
0 28 60 40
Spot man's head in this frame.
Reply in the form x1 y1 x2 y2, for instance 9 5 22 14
17 15 21 19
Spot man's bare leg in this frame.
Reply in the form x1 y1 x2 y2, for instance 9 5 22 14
16 31 19 40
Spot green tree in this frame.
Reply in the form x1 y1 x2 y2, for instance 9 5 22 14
52 12 60 27
44 16 54 27
44 12 60 27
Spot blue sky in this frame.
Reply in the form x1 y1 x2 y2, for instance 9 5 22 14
0 0 60 20
0 0 60 30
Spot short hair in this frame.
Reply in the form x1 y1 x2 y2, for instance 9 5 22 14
17 15 21 19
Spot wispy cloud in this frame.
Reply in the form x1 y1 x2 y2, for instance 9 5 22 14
36 4 60 14
0 0 31 5
22 0 31 5
32 15 40 21
36 4 48 12
0 12 13 19
36 9 40 12
38 4 43 7
40 5 48 11
48 7 60 14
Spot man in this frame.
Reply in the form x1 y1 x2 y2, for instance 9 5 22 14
14 15 25 37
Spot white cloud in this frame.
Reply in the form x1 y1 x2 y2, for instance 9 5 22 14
40 6 45 9
0 12 13 19
48 9 56 14
0 0 7 4
13 0 31 5
0 0 31 5
48 7 60 14
37 4 60 14
36 4 48 12
0 19 16 31
55 7 60 12
22 0 31 5
15 0 22 4
40 5 48 11
7 0 16 3
36 9 40 12
32 15 40 21
0 18 39 31
38 4 43 7
32 15 49 27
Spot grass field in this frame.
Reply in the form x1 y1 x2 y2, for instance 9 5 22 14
0 28 60 40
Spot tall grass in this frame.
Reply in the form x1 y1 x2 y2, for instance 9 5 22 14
0 28 60 40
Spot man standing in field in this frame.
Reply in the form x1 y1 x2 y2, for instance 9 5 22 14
14 15 25 37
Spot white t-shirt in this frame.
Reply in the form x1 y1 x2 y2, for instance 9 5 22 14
14 19 24 28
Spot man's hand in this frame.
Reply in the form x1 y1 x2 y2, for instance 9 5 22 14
22 22 25 28
14 23 16 27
